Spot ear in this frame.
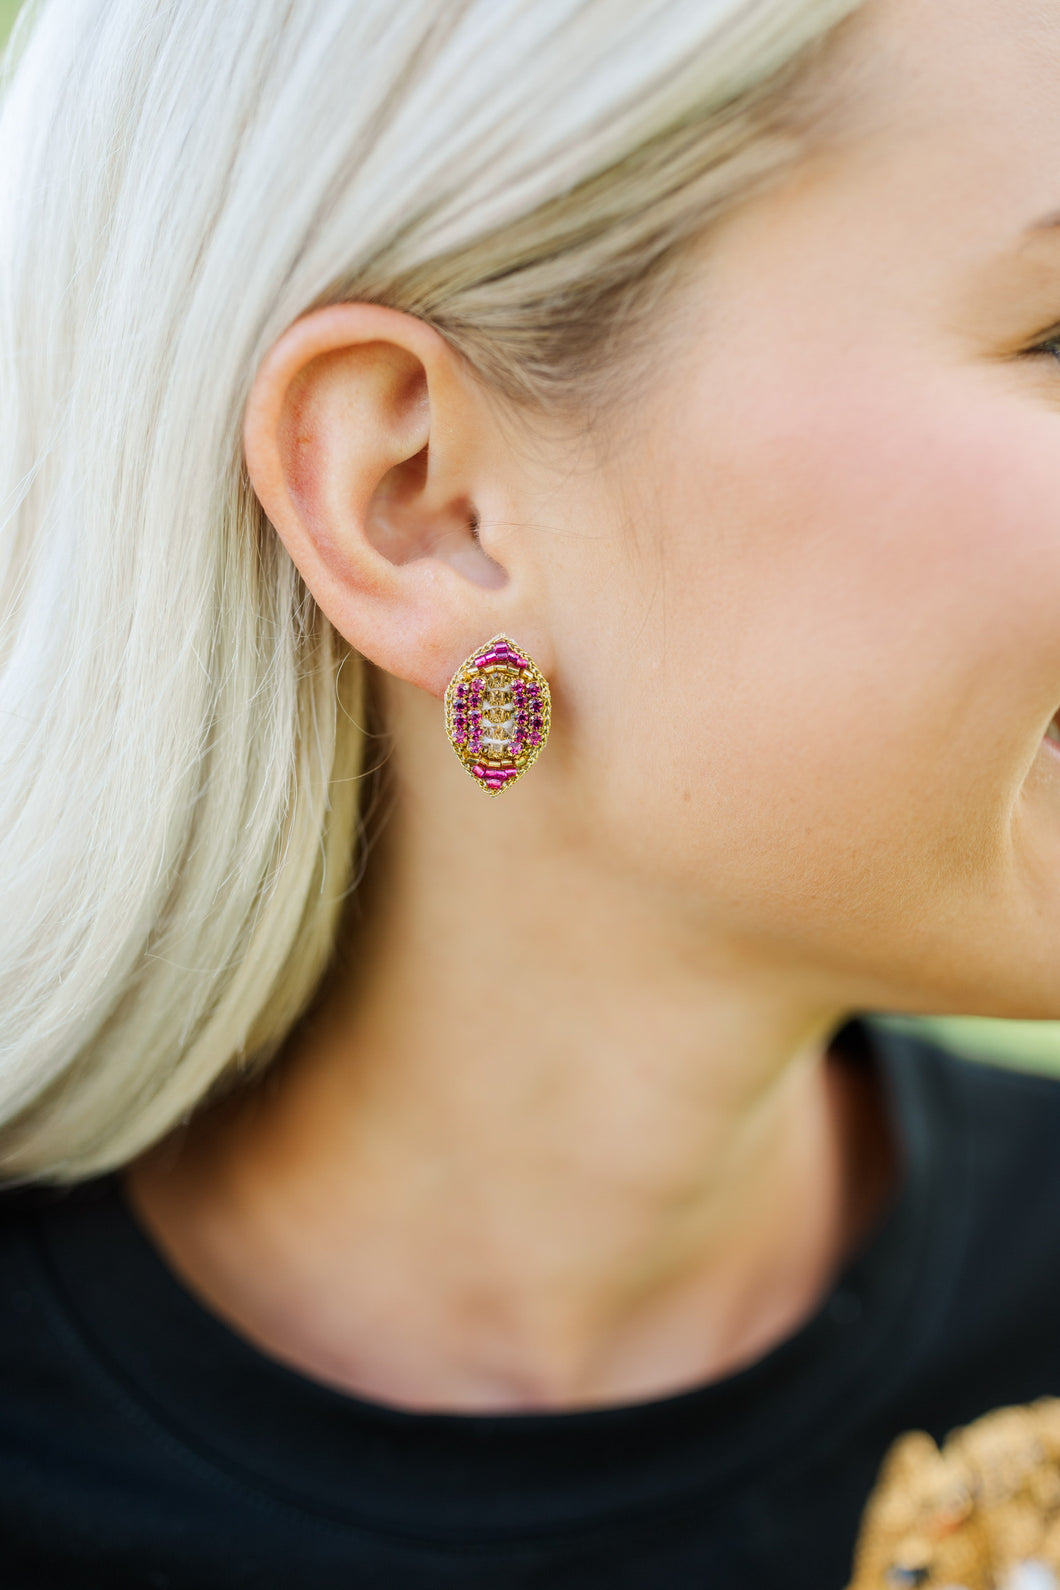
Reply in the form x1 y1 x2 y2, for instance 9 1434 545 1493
243 302 543 697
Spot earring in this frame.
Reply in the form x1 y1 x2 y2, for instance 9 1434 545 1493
444 634 551 795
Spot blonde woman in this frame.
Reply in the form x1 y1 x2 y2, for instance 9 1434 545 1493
1 0 1059 1585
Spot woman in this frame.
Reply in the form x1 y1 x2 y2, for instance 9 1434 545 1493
1 0 1059 1584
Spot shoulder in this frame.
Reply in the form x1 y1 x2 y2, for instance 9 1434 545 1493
0 1177 114 1360
876 1018 1060 1263
873 1018 1060 1182
0 1175 111 1242
872 1020 1060 1394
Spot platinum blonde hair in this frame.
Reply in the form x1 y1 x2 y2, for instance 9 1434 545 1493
0 0 868 1180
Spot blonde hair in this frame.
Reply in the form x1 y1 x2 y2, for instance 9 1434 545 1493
0 0 868 1181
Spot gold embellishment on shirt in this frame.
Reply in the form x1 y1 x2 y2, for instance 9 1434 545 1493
847 1399 1060 1590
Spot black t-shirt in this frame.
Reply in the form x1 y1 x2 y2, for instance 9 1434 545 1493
0 1018 1059 1589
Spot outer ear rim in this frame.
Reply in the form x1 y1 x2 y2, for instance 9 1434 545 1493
242 303 450 521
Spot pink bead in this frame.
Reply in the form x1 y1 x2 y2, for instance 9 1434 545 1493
478 644 528 670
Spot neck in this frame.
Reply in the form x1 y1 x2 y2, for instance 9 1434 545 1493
126 685 896 1413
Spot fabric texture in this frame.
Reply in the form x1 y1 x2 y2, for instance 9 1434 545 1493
0 1019 1058 1589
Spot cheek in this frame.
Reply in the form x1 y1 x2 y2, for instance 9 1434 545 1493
588 358 1060 973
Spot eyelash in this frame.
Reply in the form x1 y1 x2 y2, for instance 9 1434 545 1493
1028 330 1060 364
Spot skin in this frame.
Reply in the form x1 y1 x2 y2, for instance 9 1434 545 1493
128 0 1060 1413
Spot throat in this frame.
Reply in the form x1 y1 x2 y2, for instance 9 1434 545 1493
122 1023 890 1416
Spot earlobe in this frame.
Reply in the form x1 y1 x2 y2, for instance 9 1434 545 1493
241 303 514 696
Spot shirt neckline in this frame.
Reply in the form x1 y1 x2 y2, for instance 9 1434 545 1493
31 1016 969 1543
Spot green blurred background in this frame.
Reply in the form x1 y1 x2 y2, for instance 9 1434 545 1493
2 1 1059 1078
0 1 21 42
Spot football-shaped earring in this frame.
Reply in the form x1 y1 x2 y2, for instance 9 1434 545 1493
444 634 551 795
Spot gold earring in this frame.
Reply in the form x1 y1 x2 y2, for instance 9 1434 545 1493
444 634 551 795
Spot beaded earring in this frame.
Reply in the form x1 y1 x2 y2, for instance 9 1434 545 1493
444 634 551 795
